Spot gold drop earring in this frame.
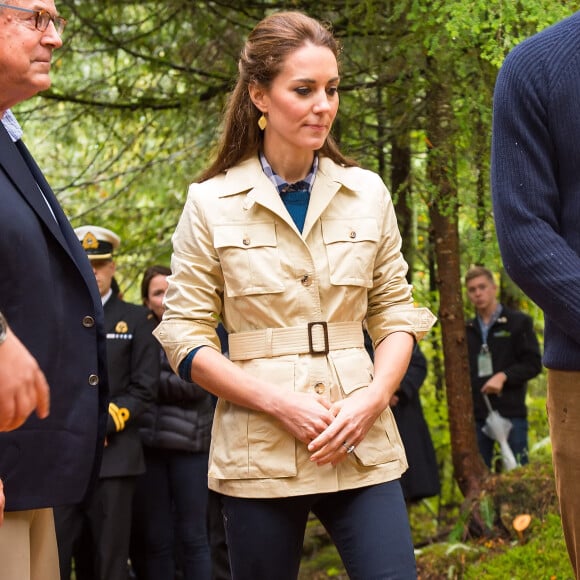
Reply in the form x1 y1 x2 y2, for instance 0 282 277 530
258 114 267 130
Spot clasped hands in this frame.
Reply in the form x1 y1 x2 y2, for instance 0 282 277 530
277 388 382 467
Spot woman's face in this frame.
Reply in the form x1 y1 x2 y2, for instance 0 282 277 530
145 274 168 321
253 43 339 160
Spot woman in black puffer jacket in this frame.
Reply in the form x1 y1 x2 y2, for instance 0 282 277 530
130 265 214 580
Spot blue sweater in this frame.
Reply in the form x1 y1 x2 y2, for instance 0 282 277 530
491 11 580 370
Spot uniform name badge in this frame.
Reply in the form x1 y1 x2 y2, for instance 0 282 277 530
478 346 493 377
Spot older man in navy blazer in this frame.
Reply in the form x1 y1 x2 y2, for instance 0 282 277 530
0 2 108 579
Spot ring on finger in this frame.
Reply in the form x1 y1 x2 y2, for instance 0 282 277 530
342 442 356 454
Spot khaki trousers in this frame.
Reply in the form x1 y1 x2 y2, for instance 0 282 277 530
0 508 60 580
547 369 580 579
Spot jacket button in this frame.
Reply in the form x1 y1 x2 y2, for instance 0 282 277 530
242 237 250 246
82 316 95 328
88 374 99 386
314 382 325 395
349 231 356 239
301 275 311 287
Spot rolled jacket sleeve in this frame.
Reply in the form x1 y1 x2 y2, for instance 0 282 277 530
153 182 225 374
365 174 436 345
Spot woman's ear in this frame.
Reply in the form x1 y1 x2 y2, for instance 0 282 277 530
248 82 267 113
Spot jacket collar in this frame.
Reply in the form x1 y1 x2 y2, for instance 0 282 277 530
467 306 509 328
218 155 354 238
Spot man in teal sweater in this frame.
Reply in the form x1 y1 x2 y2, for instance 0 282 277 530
491 10 580 576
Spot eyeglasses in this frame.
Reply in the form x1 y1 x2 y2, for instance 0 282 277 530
0 3 67 35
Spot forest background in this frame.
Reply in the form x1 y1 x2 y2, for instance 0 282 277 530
14 0 580 571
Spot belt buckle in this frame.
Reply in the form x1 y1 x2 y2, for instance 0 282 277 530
307 321 329 355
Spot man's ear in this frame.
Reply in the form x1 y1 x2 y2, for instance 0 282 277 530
248 82 267 113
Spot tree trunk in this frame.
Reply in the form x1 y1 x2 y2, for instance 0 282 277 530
391 132 414 282
426 72 488 500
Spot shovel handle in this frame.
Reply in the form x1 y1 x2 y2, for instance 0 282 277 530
483 393 494 413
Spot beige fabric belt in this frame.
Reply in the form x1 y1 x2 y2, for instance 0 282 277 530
228 321 364 361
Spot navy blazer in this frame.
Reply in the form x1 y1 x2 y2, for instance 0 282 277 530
99 294 159 479
0 124 109 511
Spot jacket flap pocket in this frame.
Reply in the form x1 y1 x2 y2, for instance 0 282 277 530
329 349 374 395
321 218 379 244
214 222 277 250
210 359 297 479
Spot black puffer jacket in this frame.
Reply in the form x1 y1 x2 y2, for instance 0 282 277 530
138 346 214 453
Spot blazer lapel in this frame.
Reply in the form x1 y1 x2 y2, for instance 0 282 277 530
12 138 101 303
14 139 72 249
0 127 100 303
0 127 67 247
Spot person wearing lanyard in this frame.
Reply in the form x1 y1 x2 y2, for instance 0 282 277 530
465 266 542 468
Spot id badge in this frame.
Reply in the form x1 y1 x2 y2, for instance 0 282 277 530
478 349 493 377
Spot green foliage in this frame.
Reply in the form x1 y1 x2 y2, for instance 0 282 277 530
412 452 571 580
411 543 466 579
479 494 495 531
448 509 472 543
462 514 573 580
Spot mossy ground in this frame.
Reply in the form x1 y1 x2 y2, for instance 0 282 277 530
299 451 573 579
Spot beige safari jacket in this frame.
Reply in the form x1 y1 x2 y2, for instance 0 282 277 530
154 154 436 498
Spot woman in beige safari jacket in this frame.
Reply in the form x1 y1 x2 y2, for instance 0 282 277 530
154 11 436 580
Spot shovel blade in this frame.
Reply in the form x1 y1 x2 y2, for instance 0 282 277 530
481 410 518 470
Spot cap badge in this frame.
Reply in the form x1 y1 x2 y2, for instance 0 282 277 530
82 232 99 250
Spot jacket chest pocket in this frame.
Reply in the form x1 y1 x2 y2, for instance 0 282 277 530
321 218 379 288
214 223 285 297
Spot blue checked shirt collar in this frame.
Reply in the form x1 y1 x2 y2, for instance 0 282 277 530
259 151 318 194
1 110 23 142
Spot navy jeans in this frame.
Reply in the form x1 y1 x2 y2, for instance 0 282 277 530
222 480 416 580
476 416 528 468
131 448 211 580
